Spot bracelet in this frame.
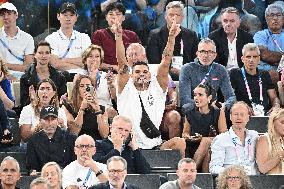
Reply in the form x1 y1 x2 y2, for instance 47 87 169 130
95 170 103 177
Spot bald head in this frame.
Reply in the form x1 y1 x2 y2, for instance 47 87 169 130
126 43 147 67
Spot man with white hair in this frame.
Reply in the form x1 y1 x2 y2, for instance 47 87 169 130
0 156 21 189
0 2 34 80
147 1 199 81
62 134 108 189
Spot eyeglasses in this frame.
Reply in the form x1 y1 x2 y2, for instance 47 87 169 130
198 50 216 56
226 176 241 181
108 169 125 174
267 13 283 18
75 144 95 149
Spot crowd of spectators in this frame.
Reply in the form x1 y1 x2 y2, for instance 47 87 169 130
0 0 284 188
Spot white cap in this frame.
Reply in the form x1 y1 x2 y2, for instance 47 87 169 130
0 2 18 14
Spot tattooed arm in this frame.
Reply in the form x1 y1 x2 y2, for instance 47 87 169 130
114 20 130 94
157 18 181 92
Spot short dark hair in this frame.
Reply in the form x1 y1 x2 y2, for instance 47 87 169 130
34 41 51 54
132 61 149 70
220 7 240 17
105 2 126 15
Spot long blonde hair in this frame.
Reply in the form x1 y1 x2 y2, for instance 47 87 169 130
267 108 284 158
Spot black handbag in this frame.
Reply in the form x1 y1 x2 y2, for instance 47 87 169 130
139 95 161 139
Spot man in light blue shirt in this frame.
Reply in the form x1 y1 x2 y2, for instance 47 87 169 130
209 101 259 175
253 3 284 71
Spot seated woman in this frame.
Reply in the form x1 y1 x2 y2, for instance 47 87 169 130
80 44 117 117
216 165 253 189
63 74 109 140
20 41 67 107
161 83 227 172
41 162 62 189
256 108 284 174
19 79 67 143
0 59 14 111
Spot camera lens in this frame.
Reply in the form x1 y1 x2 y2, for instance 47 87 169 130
86 86 90 92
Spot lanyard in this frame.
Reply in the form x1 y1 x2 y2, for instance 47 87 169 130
241 67 263 104
180 39 183 55
231 133 252 163
60 38 74 59
0 38 24 61
267 30 284 53
58 31 76 59
201 65 212 84
82 169 92 188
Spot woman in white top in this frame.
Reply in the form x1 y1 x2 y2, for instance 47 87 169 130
19 78 66 142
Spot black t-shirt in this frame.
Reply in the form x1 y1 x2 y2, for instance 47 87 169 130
186 106 220 137
230 68 274 111
65 103 105 140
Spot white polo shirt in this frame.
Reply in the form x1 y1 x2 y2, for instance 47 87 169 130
45 29 91 74
0 26 34 78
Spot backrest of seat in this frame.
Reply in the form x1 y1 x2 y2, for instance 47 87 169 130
11 81 20 107
8 118 21 146
250 175 284 189
0 152 27 174
141 150 181 171
17 175 38 189
167 173 214 189
125 174 161 189
246 116 268 133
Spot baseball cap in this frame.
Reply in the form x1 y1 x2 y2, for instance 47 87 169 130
0 2 18 14
58 2 77 14
40 105 58 119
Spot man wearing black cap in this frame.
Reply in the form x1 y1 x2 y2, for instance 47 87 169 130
26 105 77 175
45 2 91 80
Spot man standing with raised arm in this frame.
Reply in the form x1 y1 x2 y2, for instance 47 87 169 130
115 14 180 149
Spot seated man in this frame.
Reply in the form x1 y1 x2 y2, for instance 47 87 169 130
0 156 21 189
253 3 284 72
92 2 140 72
45 2 91 80
179 38 236 112
159 158 201 189
230 43 280 116
90 156 140 189
209 101 259 175
147 1 199 81
62 134 108 189
94 115 151 174
27 105 77 174
0 2 34 80
208 7 253 71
